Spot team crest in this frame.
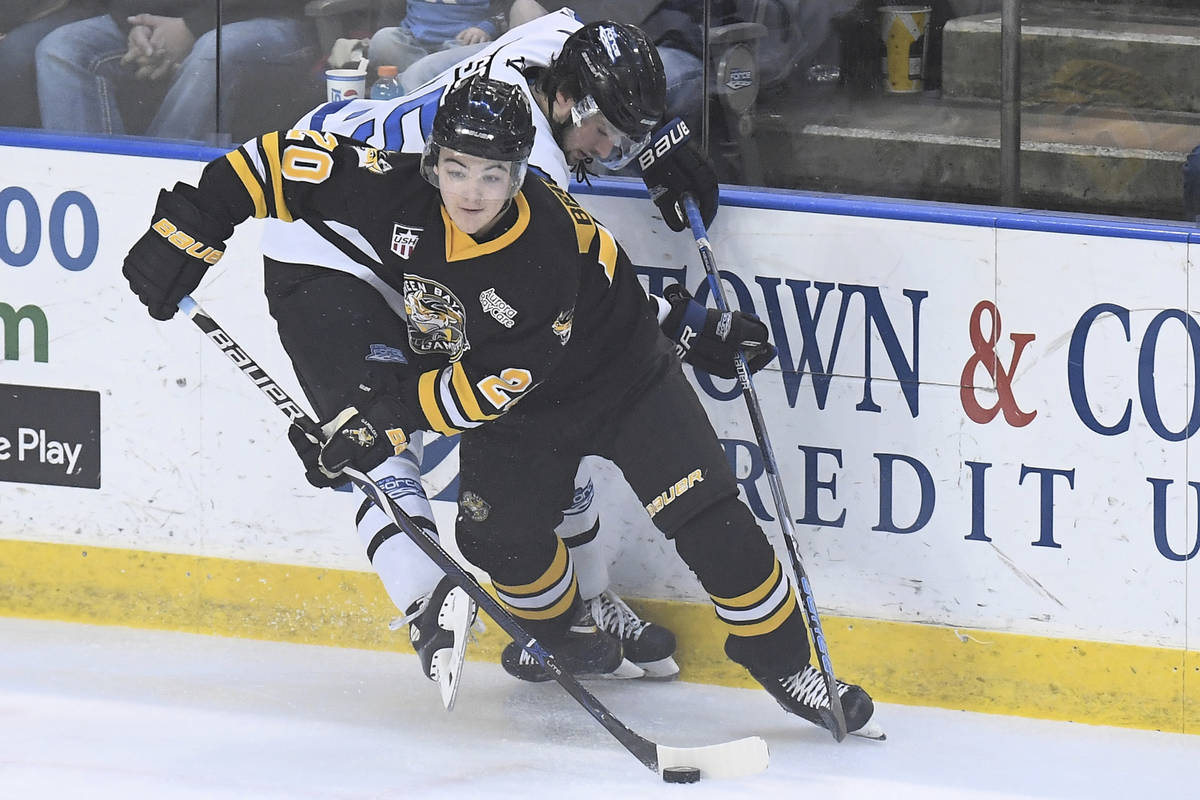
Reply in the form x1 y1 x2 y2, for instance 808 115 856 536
391 223 423 259
354 145 393 175
460 490 491 522
403 275 470 361
552 308 574 345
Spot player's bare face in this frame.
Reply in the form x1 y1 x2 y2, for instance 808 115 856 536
436 150 513 236
560 113 620 167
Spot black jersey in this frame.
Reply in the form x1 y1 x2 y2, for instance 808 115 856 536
196 129 661 436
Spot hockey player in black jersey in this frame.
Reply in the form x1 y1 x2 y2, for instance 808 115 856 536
121 75 879 736
280 13 771 686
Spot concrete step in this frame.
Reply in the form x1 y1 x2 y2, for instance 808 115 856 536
941 1 1200 114
750 84 1199 219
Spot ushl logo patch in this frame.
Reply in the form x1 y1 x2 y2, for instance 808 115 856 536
391 224 423 259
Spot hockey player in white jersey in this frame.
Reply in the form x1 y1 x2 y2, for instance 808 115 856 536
260 10 775 693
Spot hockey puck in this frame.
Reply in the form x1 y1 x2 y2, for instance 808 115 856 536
662 766 701 784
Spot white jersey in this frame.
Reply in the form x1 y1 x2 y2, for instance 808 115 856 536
259 8 583 308
295 8 581 189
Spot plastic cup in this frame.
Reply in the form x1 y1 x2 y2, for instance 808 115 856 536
879 6 932 93
325 68 367 102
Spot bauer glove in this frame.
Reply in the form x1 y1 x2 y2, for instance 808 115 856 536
661 283 775 379
638 118 719 233
123 184 232 320
288 385 412 489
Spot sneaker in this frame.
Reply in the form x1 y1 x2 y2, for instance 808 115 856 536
752 663 876 734
586 590 679 679
501 606 643 682
394 577 480 710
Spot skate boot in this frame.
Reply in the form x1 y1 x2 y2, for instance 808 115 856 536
501 605 644 682
394 576 481 710
586 590 679 679
751 663 885 740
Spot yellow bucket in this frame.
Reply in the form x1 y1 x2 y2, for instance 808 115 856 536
879 5 931 93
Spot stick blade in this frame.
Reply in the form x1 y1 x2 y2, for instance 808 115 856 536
656 736 769 780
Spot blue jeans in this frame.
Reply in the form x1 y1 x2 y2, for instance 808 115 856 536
0 1 103 128
36 14 315 140
370 25 477 75
398 42 487 92
658 46 703 134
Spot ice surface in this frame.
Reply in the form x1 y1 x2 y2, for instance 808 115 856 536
0 617 1193 799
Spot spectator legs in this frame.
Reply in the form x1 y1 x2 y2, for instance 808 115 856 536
658 46 704 137
0 1 104 128
35 15 129 135
147 18 316 142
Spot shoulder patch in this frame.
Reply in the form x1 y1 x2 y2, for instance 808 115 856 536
354 145 393 174
553 307 574 345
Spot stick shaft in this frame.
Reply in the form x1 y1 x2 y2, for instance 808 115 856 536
177 295 664 769
678 201 848 741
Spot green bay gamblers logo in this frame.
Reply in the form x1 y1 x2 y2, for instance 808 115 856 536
403 275 469 361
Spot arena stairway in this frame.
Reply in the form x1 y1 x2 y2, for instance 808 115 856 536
751 0 1200 221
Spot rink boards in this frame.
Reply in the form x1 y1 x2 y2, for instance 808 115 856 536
1 133 1198 733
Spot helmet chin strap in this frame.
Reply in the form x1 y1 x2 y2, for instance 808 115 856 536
573 159 594 184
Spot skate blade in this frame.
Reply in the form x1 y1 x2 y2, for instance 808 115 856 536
634 656 680 681
600 657 645 679
850 720 887 741
437 588 476 711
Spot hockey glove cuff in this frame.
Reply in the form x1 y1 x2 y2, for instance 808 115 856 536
638 118 719 233
123 184 233 321
287 423 351 490
290 386 412 489
662 284 776 379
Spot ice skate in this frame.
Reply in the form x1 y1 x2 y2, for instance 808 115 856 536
394 576 481 710
501 605 643 682
586 590 679 679
752 663 886 740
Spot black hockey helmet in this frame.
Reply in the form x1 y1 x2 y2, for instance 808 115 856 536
542 21 666 167
422 75 535 197
431 75 534 162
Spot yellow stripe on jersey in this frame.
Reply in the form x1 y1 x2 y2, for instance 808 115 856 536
450 362 500 423
260 132 294 222
712 559 782 609
596 224 617 285
493 538 569 596
225 149 267 219
541 178 597 254
417 369 461 436
443 193 530 263
723 588 797 637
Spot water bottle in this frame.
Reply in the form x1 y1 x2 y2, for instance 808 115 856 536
370 66 402 100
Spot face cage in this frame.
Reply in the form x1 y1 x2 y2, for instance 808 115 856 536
420 141 529 201
568 94 654 170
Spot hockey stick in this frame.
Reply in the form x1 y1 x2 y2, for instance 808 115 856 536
177 294 769 780
680 197 849 742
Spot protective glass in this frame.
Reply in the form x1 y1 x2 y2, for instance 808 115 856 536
569 94 653 170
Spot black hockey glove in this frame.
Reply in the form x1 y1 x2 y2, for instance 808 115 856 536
122 183 232 321
661 283 776 379
637 118 719 233
288 385 412 489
